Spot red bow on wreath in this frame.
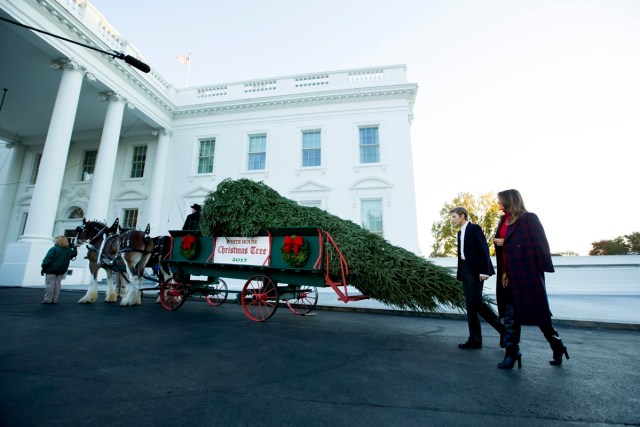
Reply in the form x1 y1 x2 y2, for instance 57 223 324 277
182 235 197 249
283 235 303 255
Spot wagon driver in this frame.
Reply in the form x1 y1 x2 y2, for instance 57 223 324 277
182 203 201 231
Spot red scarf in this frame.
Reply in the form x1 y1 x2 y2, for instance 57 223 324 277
498 211 510 269
498 211 510 239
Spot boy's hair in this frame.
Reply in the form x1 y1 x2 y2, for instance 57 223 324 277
54 236 69 248
449 206 469 220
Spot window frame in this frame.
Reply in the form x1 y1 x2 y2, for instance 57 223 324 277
301 129 322 168
121 208 139 229
29 153 42 185
247 133 267 171
130 145 148 179
360 198 384 237
196 138 216 175
79 150 97 182
358 125 381 164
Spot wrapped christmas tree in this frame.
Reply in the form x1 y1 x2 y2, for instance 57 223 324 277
201 178 465 312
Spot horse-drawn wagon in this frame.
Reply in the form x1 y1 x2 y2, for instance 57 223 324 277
161 226 368 321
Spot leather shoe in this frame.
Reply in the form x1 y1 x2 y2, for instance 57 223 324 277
458 341 482 349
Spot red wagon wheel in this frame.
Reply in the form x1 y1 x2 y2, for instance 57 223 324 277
286 286 318 316
205 278 228 306
160 278 187 311
241 275 279 322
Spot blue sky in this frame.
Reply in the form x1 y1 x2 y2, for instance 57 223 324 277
91 0 640 255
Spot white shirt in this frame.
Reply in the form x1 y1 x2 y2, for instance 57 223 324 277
460 221 469 260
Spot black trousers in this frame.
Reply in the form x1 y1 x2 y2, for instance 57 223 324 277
460 261 503 343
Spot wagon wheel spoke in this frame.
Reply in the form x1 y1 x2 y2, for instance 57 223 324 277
286 287 318 316
241 275 278 322
159 278 187 311
205 279 228 307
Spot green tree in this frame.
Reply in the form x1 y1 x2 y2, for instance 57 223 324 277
430 192 502 257
625 232 640 254
589 238 629 255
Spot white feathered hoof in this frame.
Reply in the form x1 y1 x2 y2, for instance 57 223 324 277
120 285 142 306
77 288 97 304
104 289 118 303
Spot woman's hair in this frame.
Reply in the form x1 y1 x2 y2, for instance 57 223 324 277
449 206 469 220
498 189 527 223
54 236 70 248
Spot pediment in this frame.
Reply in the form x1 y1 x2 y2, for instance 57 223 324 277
350 177 393 190
115 190 147 201
290 180 331 193
183 186 212 198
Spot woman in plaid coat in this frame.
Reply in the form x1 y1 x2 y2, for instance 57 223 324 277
494 189 569 369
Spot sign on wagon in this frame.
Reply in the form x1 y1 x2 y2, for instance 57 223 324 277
214 236 270 266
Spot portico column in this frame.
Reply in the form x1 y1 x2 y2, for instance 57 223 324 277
145 128 172 235
21 59 92 243
85 92 130 221
0 59 94 286
0 140 26 260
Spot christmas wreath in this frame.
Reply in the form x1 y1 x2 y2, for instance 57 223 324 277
180 234 200 260
281 235 310 268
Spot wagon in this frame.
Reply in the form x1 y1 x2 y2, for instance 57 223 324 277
161 227 369 321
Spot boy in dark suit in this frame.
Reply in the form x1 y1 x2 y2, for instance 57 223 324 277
450 207 504 349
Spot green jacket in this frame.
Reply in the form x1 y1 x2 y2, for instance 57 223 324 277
41 245 77 275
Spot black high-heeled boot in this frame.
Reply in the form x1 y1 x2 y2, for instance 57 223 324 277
542 326 570 366
498 345 522 369
497 303 521 369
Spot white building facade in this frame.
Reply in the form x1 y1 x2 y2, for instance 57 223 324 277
0 0 419 286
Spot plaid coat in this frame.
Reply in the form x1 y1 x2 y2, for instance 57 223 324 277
494 212 554 325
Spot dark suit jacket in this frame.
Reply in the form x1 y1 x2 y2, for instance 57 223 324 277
182 212 201 231
457 222 495 280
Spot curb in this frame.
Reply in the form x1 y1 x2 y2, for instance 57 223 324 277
314 305 640 332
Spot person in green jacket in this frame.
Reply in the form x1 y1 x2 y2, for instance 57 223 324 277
41 236 77 304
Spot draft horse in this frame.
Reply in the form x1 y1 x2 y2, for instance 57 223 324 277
75 218 121 303
76 218 155 306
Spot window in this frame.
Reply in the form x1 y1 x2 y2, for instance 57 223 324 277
122 208 138 229
361 199 383 236
68 207 84 219
298 200 322 209
19 213 28 236
359 126 380 164
80 150 97 182
30 154 42 185
247 134 266 171
197 138 215 174
130 146 147 178
302 130 321 167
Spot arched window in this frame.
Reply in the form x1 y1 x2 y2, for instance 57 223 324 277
68 207 84 219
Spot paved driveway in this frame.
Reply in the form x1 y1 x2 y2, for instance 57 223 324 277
1 288 639 426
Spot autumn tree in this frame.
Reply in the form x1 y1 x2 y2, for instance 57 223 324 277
625 232 640 254
430 192 502 257
589 231 640 255
589 238 629 255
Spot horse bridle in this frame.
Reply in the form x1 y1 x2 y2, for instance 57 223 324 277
77 222 109 253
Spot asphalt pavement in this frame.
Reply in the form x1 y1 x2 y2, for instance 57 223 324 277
1 287 639 426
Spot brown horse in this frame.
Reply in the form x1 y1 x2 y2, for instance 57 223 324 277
76 218 155 306
114 224 155 306
75 218 121 303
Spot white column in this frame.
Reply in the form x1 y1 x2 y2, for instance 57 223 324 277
0 141 26 261
0 59 94 286
85 92 128 221
145 128 172 235
21 59 88 243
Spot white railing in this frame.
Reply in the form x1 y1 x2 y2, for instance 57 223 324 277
177 65 410 105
